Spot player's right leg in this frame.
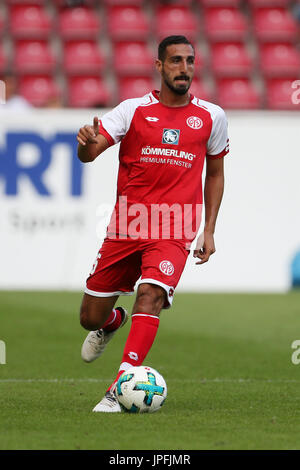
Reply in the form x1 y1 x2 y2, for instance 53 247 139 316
92 283 165 413
93 240 190 412
80 293 129 363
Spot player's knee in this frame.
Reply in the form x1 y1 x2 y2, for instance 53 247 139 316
79 305 105 331
80 308 96 330
135 283 165 314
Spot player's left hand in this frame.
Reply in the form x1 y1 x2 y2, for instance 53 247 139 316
193 231 216 265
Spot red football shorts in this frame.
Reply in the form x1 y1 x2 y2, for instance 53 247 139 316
85 237 190 308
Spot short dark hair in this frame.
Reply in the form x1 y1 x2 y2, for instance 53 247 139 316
158 35 194 61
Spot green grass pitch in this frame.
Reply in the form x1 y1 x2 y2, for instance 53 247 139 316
1 290 300 450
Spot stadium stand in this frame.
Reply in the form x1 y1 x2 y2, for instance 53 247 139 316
0 0 299 109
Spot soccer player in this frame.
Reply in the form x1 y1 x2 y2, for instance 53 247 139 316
76 35 229 412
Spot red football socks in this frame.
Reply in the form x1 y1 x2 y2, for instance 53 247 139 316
107 313 160 392
102 308 123 332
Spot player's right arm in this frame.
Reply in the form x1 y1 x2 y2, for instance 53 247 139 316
77 98 140 162
77 116 110 163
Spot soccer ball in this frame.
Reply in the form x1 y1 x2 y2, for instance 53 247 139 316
116 366 167 413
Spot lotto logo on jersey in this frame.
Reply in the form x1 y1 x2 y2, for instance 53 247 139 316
159 260 175 276
162 129 180 145
145 116 159 122
186 116 203 129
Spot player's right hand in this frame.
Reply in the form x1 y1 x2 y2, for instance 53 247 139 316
77 116 99 146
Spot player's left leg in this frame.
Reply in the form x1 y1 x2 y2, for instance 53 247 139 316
92 283 165 412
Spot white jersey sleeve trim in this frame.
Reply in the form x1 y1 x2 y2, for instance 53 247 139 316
192 96 229 156
100 92 158 144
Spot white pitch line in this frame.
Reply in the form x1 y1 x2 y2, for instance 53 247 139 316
0 378 300 384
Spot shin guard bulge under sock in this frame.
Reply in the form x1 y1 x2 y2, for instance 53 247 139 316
107 313 160 392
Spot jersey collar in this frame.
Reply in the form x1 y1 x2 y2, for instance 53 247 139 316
152 90 194 108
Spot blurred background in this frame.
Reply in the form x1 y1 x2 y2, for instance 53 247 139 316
0 0 300 293
1 0 300 108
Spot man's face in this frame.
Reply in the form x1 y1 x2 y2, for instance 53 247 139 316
157 43 195 96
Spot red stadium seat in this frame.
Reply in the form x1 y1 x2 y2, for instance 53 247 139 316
211 42 254 77
68 76 111 107
14 40 56 75
198 0 241 7
253 8 299 42
58 7 100 40
248 0 291 7
216 78 262 108
155 6 198 42
204 7 248 42
259 43 300 77
265 78 300 109
19 75 61 106
0 45 8 73
107 6 150 42
9 5 52 39
189 78 214 102
113 42 154 76
63 41 106 75
118 77 156 102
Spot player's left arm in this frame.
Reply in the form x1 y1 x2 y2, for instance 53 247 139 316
194 157 225 265
194 105 228 265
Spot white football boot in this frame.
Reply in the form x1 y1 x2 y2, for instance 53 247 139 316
92 386 121 413
81 307 128 363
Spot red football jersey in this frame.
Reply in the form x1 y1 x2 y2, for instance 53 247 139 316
98 90 229 246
